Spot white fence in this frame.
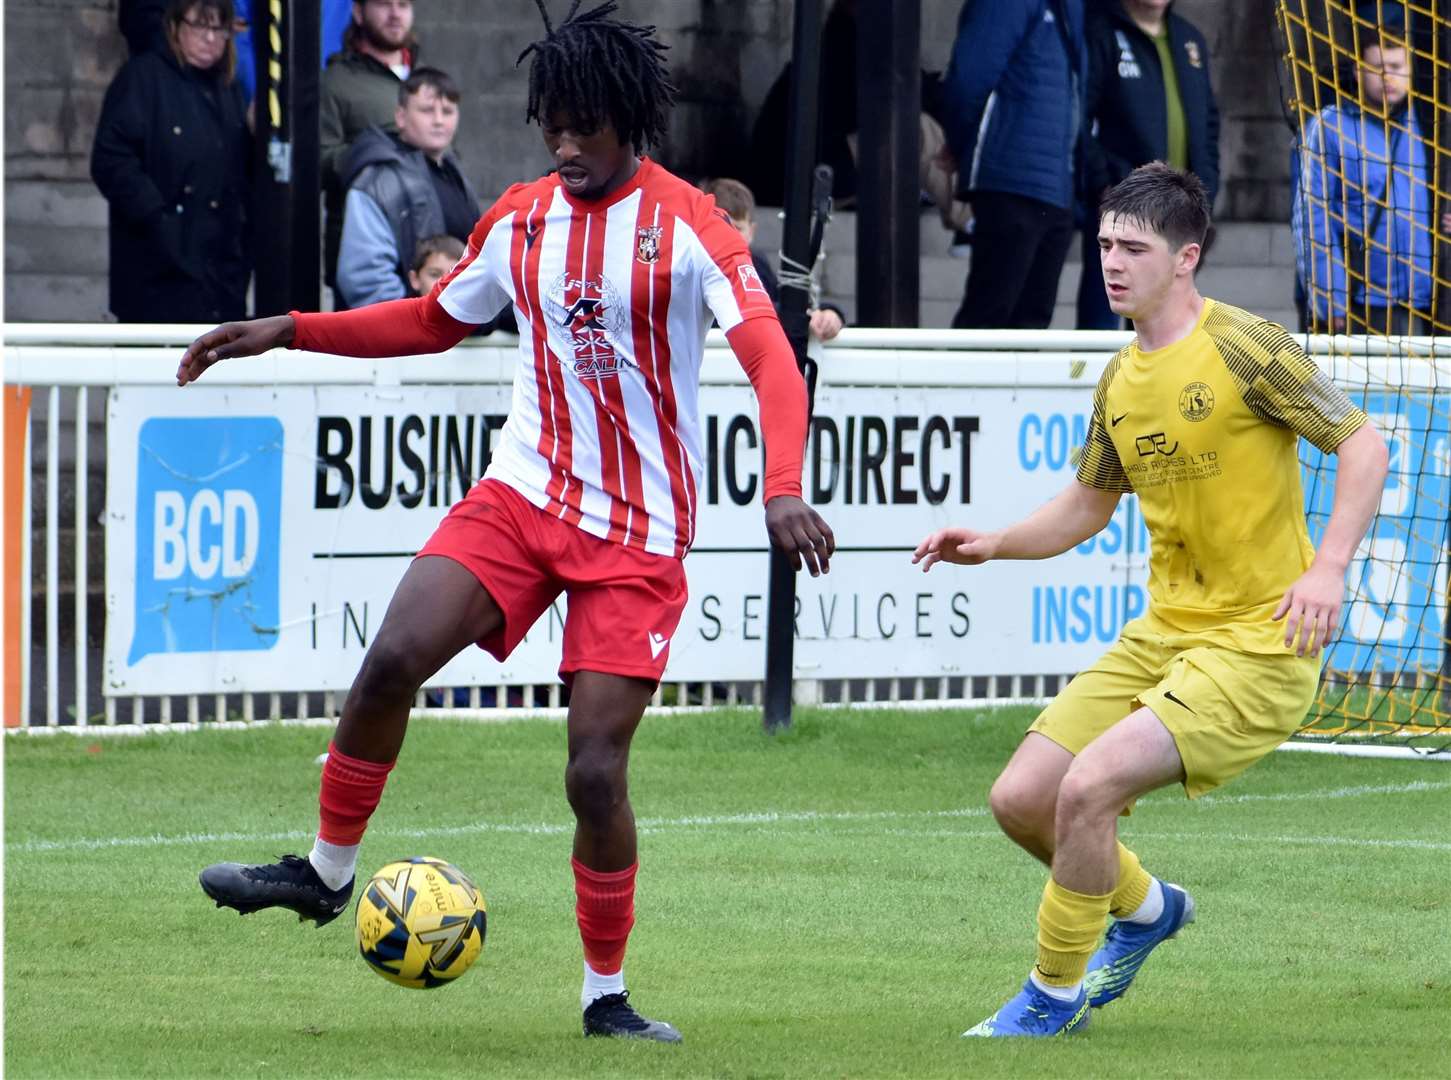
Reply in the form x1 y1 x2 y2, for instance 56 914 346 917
4 323 1448 738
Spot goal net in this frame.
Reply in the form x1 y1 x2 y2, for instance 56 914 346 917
1280 0 1451 756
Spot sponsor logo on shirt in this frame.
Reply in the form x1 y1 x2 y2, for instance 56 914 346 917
1134 431 1180 458
545 272 635 381
737 264 769 295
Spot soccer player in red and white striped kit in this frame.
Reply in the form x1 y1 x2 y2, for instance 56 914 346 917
183 1 834 1042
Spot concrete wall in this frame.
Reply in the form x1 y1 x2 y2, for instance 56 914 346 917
4 0 1295 322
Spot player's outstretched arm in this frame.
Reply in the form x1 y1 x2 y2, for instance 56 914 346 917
765 495 835 577
177 298 477 387
176 315 295 386
1273 420 1388 656
913 480 1120 572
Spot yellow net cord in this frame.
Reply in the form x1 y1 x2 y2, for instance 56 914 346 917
1279 0 1450 751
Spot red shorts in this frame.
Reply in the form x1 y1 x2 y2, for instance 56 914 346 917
416 479 688 682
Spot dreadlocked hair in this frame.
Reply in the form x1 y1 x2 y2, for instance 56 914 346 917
518 1 675 152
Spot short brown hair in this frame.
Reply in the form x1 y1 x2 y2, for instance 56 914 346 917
399 67 460 107
1099 162 1210 251
411 233 465 273
702 177 756 222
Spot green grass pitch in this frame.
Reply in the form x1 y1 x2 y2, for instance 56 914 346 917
6 707 1449 1078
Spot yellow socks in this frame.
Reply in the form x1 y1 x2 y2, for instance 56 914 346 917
1109 842 1153 919
1035 877 1112 987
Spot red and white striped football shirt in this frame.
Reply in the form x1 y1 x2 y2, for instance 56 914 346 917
431 157 781 558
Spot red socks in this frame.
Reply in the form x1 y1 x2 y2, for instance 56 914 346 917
317 741 395 845
572 857 637 975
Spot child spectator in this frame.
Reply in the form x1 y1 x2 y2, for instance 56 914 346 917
702 177 845 342
407 234 465 297
335 67 480 309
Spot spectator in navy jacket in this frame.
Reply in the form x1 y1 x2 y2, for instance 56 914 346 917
939 0 1086 329
1078 0 1219 328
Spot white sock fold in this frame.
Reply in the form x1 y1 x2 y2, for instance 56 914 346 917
1029 969 1082 1002
308 838 359 891
1123 877 1165 925
581 961 626 1010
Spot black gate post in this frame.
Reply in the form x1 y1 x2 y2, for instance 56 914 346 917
856 0 921 327
763 0 824 732
252 0 321 316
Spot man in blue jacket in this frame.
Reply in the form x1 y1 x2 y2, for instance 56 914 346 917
1078 0 1219 329
1293 33 1449 334
336 67 480 309
939 0 1085 329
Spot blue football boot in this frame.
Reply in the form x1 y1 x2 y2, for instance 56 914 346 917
961 978 1091 1038
1083 882 1195 1008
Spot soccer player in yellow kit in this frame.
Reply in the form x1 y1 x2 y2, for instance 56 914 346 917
914 162 1389 1037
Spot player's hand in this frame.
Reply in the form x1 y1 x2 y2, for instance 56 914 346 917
1272 561 1345 657
765 495 835 577
912 526 999 572
808 308 844 342
177 315 295 386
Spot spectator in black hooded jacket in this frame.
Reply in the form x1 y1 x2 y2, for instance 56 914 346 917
92 0 252 323
1078 0 1219 328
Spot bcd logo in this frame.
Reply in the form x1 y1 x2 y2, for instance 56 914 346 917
153 490 260 579
128 418 283 663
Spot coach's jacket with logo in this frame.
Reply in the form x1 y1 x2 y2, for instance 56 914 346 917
1081 1 1220 205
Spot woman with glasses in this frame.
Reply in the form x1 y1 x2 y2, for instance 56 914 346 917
92 0 252 323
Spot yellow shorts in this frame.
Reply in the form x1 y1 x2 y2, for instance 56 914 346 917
1028 622 1322 799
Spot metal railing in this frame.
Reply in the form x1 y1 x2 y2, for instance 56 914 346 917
5 324 1448 741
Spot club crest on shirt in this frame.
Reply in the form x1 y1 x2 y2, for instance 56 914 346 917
737 264 769 295
544 272 634 381
636 225 663 264
1179 381 1215 422
1184 40 1203 69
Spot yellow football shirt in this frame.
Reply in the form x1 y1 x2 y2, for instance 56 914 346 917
1076 298 1369 654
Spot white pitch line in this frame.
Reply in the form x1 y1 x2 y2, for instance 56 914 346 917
1129 830 1451 853
866 826 1451 853
7 777 1443 856
1188 778 1451 807
5 808 997 855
